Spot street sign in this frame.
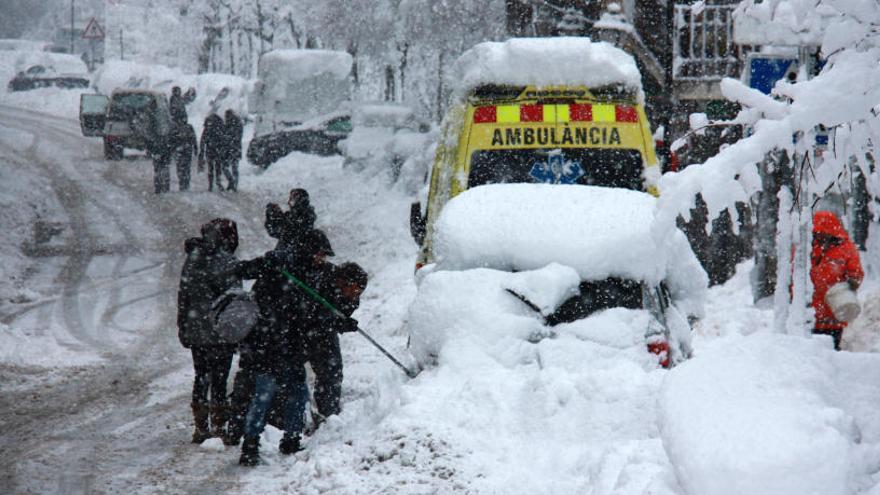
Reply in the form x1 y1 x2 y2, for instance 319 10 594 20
745 53 797 95
82 18 105 40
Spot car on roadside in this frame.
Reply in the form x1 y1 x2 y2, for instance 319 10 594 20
247 111 352 167
408 183 706 369
7 54 90 92
79 89 173 160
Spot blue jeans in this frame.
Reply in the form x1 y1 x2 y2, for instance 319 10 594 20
244 368 308 438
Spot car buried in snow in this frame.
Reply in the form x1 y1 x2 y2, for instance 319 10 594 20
408 184 706 369
247 111 353 167
6 53 90 92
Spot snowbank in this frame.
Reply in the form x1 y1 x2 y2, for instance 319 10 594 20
399 262 681 492
341 103 432 181
433 184 707 313
408 263 579 363
0 130 63 307
93 60 250 116
660 333 858 495
451 37 643 102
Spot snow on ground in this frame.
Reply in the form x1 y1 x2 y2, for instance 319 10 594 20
0 86 85 119
5 81 880 493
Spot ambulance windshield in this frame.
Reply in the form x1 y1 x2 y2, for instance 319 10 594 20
468 148 643 191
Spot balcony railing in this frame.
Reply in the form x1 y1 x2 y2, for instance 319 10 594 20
673 3 745 81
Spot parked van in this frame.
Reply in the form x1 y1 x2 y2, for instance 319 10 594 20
247 49 352 166
410 38 661 269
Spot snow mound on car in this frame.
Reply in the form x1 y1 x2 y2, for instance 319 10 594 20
403 263 679 491
451 37 643 102
433 184 706 314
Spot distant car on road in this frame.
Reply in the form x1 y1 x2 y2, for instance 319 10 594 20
7 57 89 92
247 111 352 168
79 89 173 160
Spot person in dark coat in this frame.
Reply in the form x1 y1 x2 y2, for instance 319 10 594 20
143 99 173 194
177 218 241 443
224 193 318 447
173 122 198 191
170 86 187 125
222 109 244 192
199 113 225 192
304 260 367 423
233 222 316 466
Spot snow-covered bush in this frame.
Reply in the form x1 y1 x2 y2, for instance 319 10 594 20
340 103 432 182
660 0 880 334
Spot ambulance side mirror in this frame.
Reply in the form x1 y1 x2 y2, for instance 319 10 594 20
410 202 426 246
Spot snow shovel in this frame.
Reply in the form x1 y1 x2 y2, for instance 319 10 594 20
281 269 420 379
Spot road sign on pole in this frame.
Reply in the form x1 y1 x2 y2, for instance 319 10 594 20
82 17 105 40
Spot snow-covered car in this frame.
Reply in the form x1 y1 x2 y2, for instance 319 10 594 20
247 111 352 168
408 184 707 368
79 89 173 160
7 55 89 92
339 103 432 179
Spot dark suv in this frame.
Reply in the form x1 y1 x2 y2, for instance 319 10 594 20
79 90 172 160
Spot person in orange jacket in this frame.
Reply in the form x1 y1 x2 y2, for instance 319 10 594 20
810 211 864 350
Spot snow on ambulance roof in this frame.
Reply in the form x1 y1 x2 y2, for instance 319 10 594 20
451 37 643 102
258 49 352 82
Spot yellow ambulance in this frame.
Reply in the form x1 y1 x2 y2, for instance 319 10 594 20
411 38 660 271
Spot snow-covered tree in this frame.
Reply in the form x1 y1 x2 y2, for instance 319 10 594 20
658 0 880 335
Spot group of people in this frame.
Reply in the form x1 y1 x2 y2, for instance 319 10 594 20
176 188 368 466
152 86 244 194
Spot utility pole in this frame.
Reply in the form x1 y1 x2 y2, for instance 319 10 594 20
70 0 75 54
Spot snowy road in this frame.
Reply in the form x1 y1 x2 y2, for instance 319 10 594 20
0 106 269 494
0 103 419 494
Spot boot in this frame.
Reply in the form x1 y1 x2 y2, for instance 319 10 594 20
239 435 260 466
191 403 211 444
223 413 243 446
278 434 303 456
210 403 228 438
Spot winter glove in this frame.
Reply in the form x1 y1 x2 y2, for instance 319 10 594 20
337 316 360 333
848 278 861 291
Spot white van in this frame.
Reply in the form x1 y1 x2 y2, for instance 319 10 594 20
249 49 353 137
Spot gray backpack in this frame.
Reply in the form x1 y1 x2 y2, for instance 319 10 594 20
212 289 258 344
